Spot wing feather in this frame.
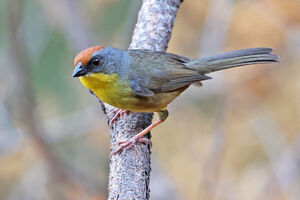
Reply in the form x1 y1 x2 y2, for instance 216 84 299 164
127 50 210 97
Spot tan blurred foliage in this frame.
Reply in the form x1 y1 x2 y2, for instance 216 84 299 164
0 0 299 200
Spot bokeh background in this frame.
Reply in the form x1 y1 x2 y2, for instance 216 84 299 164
1 0 299 199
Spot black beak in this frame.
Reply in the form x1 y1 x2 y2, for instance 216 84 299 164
72 63 87 77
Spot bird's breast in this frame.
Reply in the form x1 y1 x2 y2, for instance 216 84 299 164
79 73 137 108
78 73 188 112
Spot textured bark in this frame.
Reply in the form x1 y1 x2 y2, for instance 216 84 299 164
107 0 183 199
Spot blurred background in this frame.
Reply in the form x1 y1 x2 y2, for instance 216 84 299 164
0 0 299 199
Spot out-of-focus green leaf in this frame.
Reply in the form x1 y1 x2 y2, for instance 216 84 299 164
96 0 132 38
31 31 78 113
21 0 51 61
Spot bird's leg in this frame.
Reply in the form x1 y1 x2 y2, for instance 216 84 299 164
111 110 169 156
109 108 128 127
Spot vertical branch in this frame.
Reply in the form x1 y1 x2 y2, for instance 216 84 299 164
107 0 183 199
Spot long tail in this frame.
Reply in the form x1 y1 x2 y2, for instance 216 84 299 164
186 47 279 74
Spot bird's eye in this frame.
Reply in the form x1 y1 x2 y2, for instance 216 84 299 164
92 58 100 66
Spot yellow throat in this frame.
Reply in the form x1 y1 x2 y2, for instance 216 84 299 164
78 73 133 108
79 73 119 89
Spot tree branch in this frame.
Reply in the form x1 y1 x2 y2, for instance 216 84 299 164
106 0 183 199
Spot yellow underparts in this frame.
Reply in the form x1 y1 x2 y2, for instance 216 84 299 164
79 72 184 112
79 73 138 109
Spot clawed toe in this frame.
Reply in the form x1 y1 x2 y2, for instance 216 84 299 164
111 136 150 156
110 112 166 156
109 109 128 128
137 138 151 146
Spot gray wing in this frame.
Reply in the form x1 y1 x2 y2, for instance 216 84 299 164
127 50 211 97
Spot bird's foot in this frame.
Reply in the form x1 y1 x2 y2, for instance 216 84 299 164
109 108 128 127
111 118 164 156
111 136 151 156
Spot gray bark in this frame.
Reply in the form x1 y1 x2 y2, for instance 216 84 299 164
106 0 183 199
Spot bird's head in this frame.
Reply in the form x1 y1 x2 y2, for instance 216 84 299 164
72 46 105 77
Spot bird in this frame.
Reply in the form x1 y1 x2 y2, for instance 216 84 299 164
72 46 279 155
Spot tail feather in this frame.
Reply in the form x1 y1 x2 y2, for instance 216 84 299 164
186 48 279 74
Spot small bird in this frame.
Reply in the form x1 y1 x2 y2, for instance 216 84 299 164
73 46 278 155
